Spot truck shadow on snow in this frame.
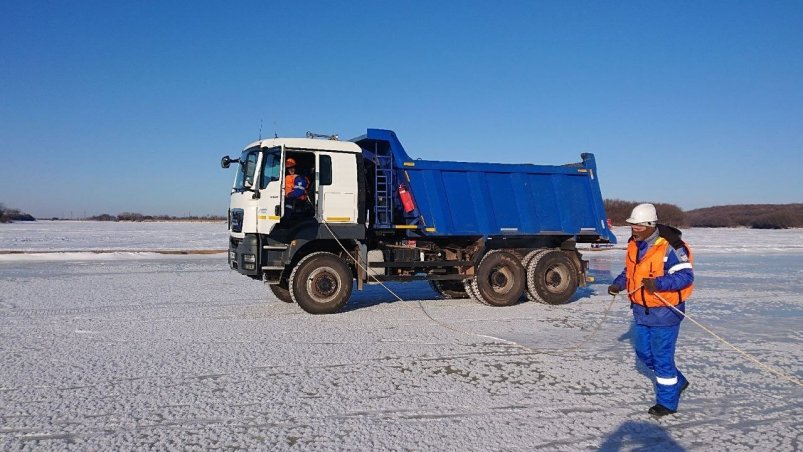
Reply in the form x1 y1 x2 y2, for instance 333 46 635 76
343 270 613 312
588 266 618 287
344 281 442 311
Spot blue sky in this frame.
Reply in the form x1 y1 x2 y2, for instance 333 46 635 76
1 1 802 218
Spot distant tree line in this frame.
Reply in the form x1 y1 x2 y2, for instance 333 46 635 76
605 200 803 229
4 200 802 228
86 212 225 222
685 204 803 229
0 203 35 223
0 207 225 222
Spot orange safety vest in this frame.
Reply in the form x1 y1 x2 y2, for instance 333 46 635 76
284 174 308 201
626 237 694 308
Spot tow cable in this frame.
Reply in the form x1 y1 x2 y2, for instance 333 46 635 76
650 290 803 388
319 220 802 387
319 220 618 356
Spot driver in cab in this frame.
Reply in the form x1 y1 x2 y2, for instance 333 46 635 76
284 158 309 216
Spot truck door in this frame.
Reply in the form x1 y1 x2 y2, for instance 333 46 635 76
256 146 284 234
317 152 358 223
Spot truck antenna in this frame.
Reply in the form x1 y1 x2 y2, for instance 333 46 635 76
273 121 278 138
259 119 263 140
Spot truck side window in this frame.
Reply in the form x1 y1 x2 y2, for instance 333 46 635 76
260 149 281 189
235 150 258 190
320 155 332 186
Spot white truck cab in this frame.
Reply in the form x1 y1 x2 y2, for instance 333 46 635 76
223 137 362 241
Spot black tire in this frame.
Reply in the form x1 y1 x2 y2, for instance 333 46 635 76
472 250 525 307
289 252 353 314
269 283 293 303
526 250 579 305
521 249 547 301
429 280 469 299
521 249 547 271
464 278 486 304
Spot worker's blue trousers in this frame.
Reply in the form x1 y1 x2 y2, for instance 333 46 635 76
633 323 687 411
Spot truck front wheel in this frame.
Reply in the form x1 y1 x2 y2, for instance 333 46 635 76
289 252 353 314
472 250 525 307
526 250 578 305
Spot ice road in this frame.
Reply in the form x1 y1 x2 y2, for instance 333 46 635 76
0 222 801 450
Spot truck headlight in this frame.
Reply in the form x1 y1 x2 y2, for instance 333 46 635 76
243 254 256 263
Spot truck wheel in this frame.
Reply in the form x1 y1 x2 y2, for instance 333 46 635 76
521 249 547 301
526 250 578 305
429 280 468 299
269 283 294 303
472 250 525 307
521 249 546 270
289 252 353 314
463 279 486 304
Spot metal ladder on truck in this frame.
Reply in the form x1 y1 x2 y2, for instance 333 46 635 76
373 151 394 229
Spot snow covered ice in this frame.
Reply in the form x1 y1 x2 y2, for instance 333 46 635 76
1 222 801 450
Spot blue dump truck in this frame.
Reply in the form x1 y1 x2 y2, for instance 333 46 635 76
221 129 616 314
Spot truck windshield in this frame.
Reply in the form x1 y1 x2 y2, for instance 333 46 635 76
234 148 259 190
260 148 281 189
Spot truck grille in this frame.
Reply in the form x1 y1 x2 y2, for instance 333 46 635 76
230 208 244 233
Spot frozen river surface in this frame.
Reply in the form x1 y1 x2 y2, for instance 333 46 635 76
0 222 801 450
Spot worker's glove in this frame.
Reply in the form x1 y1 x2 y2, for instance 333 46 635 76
607 285 621 296
641 278 658 293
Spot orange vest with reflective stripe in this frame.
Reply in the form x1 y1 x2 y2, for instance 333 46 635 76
626 237 694 307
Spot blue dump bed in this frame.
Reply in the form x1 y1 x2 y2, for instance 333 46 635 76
354 129 616 244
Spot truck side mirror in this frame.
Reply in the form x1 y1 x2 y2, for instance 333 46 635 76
221 156 239 168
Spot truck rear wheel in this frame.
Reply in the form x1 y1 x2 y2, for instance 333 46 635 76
472 250 525 307
269 283 294 303
521 249 546 268
526 250 578 305
289 252 353 314
463 279 485 304
429 280 468 299
521 249 547 301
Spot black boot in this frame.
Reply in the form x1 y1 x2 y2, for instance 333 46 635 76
648 404 676 417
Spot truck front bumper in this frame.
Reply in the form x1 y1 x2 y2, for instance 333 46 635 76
228 234 259 277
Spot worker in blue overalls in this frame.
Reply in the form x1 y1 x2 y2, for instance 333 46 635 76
284 158 310 217
608 203 695 417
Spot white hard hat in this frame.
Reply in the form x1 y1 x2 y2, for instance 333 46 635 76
626 203 658 226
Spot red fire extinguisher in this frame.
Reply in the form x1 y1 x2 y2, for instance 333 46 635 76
398 184 416 213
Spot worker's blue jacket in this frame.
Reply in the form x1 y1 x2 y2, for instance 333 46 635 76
612 225 694 326
285 174 309 200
